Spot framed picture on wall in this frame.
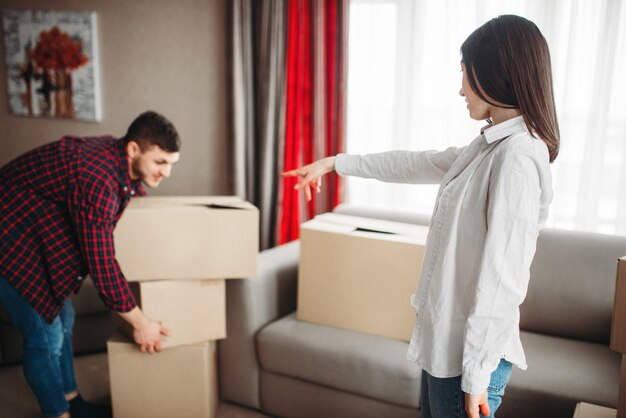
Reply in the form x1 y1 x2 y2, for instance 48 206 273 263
2 10 101 122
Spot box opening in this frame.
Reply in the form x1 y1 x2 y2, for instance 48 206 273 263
353 227 396 235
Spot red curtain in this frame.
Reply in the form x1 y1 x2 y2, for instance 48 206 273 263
278 0 347 245
324 0 343 213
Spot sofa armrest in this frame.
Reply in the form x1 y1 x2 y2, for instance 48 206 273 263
218 241 300 409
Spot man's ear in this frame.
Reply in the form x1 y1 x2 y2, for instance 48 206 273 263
126 140 141 158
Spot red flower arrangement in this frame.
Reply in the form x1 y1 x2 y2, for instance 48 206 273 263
31 26 88 71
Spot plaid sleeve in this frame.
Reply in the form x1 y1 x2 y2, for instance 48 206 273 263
69 175 136 313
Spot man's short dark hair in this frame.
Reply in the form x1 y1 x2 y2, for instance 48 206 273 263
123 111 181 152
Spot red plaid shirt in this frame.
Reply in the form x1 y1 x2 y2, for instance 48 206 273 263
0 136 143 323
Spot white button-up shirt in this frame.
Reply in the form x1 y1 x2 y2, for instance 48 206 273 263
335 116 553 394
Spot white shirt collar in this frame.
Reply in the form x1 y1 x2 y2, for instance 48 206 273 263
481 115 529 144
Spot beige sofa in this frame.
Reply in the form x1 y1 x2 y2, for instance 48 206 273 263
219 204 626 418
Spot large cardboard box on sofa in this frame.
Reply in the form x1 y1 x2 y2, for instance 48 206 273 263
297 213 428 341
611 257 626 353
116 279 226 348
619 354 626 418
611 257 626 418
114 196 258 281
107 332 218 418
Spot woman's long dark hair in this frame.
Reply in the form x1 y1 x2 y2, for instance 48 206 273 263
461 15 560 162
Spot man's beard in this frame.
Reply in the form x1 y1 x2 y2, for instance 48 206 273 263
131 159 153 187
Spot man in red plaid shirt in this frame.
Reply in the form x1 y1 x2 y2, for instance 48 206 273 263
0 111 180 418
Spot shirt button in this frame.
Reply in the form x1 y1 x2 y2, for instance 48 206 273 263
77 275 83 281
130 190 136 196
123 186 128 192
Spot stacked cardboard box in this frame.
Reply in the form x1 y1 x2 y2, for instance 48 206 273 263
297 213 428 341
114 196 258 281
108 333 219 418
611 257 626 418
114 279 226 348
108 196 259 418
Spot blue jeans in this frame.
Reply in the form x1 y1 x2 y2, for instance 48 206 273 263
0 277 77 417
420 359 513 418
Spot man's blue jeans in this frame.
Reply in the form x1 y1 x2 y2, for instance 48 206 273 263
0 277 77 417
420 359 513 418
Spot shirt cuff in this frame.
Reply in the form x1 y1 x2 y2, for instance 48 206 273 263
111 298 137 314
99 281 137 314
334 153 352 177
461 368 491 395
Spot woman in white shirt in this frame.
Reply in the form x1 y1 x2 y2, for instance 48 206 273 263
283 14 559 418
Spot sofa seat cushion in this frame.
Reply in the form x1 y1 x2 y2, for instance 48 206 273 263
260 370 420 418
257 313 421 408
506 330 620 412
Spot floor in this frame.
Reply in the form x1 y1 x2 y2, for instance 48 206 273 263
0 352 273 418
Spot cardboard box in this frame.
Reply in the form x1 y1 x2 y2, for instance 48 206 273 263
116 279 226 348
610 258 626 418
611 258 626 353
619 354 626 418
114 196 258 281
108 332 218 418
573 402 616 418
124 195 248 206
297 213 428 341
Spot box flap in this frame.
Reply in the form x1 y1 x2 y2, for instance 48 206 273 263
302 212 428 244
128 195 257 211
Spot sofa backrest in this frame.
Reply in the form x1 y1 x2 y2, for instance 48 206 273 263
523 228 626 344
333 204 626 344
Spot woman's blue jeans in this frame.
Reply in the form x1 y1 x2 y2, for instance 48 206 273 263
0 277 77 417
420 359 513 418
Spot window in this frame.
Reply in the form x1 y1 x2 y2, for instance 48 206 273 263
346 0 626 235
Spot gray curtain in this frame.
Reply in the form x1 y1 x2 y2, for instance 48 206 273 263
232 0 287 250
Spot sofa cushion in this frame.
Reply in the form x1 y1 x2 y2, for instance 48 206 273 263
257 313 421 409
521 229 626 344
504 330 620 415
260 370 420 418
219 241 300 409
257 317 620 417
